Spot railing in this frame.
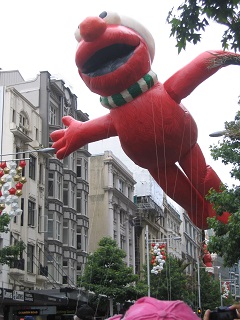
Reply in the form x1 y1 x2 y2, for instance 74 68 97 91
9 258 25 270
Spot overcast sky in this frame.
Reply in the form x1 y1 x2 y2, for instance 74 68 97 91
1 0 240 185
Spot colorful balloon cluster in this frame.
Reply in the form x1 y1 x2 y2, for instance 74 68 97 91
0 160 27 217
222 281 230 299
150 242 167 274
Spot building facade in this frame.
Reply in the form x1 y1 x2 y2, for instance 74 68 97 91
0 70 91 319
88 150 137 269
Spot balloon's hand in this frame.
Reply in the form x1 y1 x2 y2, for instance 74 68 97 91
50 116 85 159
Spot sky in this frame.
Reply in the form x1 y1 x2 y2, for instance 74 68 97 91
1 0 240 186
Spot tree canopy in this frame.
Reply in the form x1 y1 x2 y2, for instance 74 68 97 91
206 107 240 266
167 0 240 53
78 237 141 315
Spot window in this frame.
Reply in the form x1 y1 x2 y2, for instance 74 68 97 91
38 206 42 233
12 109 16 122
63 275 68 285
28 200 35 227
63 221 68 245
77 226 82 249
56 214 61 241
35 128 39 141
56 173 62 200
84 192 88 216
56 254 61 282
113 173 116 188
21 198 24 226
48 172 54 197
63 182 69 206
71 152 76 170
39 163 43 184
49 104 57 125
119 179 124 193
77 158 82 177
84 228 88 251
19 112 29 134
120 211 125 225
48 213 53 238
120 234 125 249
77 190 82 213
71 183 76 209
29 155 36 180
63 156 68 168
27 244 34 273
84 160 88 180
70 221 75 247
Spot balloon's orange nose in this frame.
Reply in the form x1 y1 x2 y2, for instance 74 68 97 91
80 16 107 42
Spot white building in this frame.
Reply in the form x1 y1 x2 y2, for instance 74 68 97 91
89 150 137 269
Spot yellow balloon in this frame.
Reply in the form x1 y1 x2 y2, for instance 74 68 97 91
16 190 23 197
13 175 21 182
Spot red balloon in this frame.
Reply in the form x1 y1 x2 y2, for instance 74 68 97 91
19 160 26 168
8 187 16 195
0 170 4 178
0 162 7 169
15 182 23 190
50 12 240 229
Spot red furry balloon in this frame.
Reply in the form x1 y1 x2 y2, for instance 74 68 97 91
51 11 240 229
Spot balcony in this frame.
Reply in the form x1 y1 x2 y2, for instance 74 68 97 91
9 258 25 276
36 264 48 282
10 123 32 143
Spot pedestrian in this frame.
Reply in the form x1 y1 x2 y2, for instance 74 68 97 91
73 304 95 320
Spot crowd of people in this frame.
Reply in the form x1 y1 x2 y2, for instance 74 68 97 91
73 297 240 320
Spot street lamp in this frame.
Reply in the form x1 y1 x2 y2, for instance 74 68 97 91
209 130 226 137
145 225 181 297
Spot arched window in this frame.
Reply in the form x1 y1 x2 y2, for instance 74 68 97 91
19 111 29 134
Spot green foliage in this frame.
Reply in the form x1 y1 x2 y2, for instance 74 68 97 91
207 214 240 267
205 106 240 266
199 268 221 311
147 256 192 301
139 255 222 313
0 213 11 233
0 240 26 266
78 237 140 314
167 1 240 53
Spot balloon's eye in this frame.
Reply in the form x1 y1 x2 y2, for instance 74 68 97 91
99 11 121 25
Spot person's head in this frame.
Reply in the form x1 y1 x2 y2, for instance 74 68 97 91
107 297 199 320
74 304 94 320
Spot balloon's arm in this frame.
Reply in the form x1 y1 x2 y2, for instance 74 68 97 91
50 114 117 159
163 50 240 103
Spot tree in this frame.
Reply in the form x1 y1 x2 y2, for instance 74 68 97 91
199 268 221 311
167 1 240 53
78 237 141 316
206 106 240 266
0 213 25 266
140 255 222 313
147 256 192 302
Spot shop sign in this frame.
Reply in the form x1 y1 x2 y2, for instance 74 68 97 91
17 310 39 316
13 290 24 301
24 292 34 302
4 289 13 299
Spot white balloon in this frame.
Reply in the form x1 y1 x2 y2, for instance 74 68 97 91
11 196 19 203
5 197 13 206
9 169 16 177
15 209 22 216
2 190 9 197
11 202 19 210
9 161 17 169
5 175 12 182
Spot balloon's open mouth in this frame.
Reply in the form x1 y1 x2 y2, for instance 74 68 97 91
82 43 136 77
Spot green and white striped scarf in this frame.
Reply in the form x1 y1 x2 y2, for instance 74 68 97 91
100 70 158 109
